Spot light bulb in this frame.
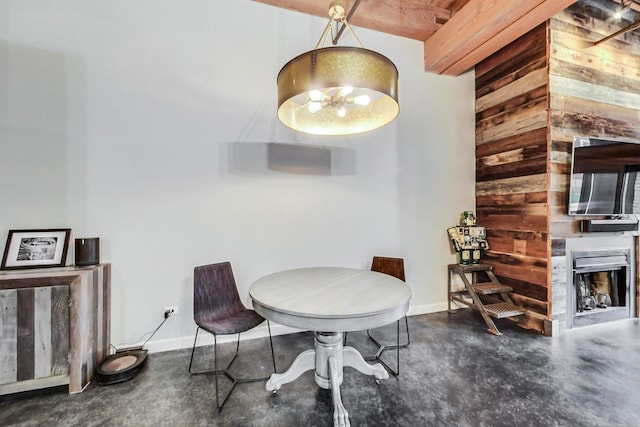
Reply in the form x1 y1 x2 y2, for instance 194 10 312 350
337 107 346 118
339 86 353 96
353 95 371 106
308 89 324 101
614 10 622 19
308 102 323 113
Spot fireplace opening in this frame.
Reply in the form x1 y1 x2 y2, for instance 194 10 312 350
571 248 633 329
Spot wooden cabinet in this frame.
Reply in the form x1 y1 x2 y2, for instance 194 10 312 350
0 264 110 394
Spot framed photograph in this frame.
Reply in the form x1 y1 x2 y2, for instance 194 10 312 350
1 229 71 270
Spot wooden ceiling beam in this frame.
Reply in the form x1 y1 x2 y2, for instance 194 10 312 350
252 0 449 41
439 0 579 76
423 0 578 76
253 0 583 77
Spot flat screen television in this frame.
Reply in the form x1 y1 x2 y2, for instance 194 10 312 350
569 136 640 216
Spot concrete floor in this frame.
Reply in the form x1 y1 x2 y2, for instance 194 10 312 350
1 309 640 426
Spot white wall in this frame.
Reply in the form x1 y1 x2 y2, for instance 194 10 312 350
0 1 475 350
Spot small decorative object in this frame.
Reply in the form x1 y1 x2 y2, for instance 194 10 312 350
1 228 71 270
460 210 476 226
447 211 488 265
75 237 100 267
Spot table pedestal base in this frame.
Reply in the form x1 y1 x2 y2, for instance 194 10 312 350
266 332 389 427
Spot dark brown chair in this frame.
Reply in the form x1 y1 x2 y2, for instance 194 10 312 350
345 256 410 376
188 262 276 411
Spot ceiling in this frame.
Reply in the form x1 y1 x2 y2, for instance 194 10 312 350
253 0 639 76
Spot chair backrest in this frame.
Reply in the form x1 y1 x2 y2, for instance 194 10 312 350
193 262 245 324
371 256 405 282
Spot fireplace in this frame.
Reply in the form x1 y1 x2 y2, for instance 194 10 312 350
566 236 636 330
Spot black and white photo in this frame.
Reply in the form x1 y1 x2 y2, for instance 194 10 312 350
1 229 71 269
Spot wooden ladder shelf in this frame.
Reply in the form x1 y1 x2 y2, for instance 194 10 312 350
448 263 526 335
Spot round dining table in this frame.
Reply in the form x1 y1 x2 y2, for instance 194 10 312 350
249 267 411 427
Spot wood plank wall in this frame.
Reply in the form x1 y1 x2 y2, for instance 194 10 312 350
548 2 640 333
550 2 640 238
475 23 551 333
475 0 640 335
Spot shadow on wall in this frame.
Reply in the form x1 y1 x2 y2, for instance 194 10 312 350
225 142 356 176
0 40 80 230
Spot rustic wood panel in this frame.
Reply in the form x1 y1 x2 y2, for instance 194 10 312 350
510 291 549 314
514 306 547 332
476 68 548 114
477 191 547 206
551 257 568 318
479 214 548 232
486 230 548 258
476 157 547 181
34 287 52 379
477 85 549 124
476 102 548 145
92 270 99 378
550 58 640 95
0 290 17 385
70 274 89 390
550 188 569 212
476 22 548 87
478 203 548 216
551 239 566 257
552 9 640 56
637 237 640 317
0 285 70 386
551 81 640 121
551 138 572 152
550 98 640 141
476 174 547 196
481 252 548 287
477 128 548 158
50 285 69 376
102 264 111 365
16 288 34 382
476 56 548 100
0 265 110 394
476 17 551 333
552 36 640 83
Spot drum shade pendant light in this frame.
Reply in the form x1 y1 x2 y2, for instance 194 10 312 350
277 1 399 136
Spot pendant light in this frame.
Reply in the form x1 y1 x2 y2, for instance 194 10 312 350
277 1 399 136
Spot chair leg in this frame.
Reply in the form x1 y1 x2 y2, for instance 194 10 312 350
214 334 241 412
189 329 240 376
346 316 409 376
365 319 401 376
188 327 200 374
367 314 410 350
189 325 277 412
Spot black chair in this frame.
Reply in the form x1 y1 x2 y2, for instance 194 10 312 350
345 256 410 376
188 262 276 411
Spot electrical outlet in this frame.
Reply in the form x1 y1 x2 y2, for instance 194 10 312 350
164 305 178 319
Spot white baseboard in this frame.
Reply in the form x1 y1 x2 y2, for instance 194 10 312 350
144 303 448 354
144 323 304 353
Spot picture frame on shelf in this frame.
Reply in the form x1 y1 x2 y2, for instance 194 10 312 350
1 228 71 270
